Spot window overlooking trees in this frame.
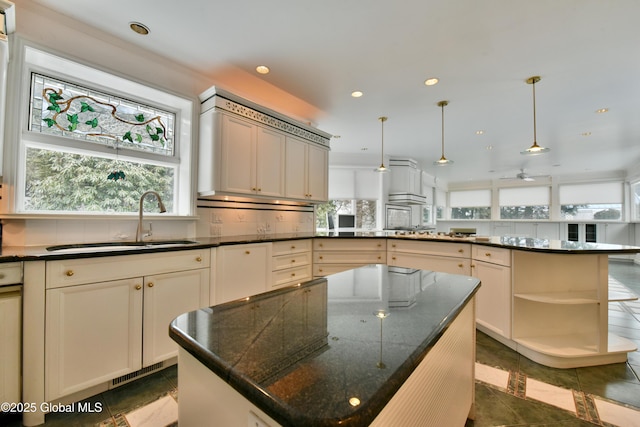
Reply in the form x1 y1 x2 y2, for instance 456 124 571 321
316 200 377 230
9 45 193 215
559 182 622 221
449 189 491 220
499 186 549 220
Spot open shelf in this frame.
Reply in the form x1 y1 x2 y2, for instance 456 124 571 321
514 334 598 358
514 291 599 305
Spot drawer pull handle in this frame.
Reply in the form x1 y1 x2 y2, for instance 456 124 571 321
377 256 381 260
485 252 491 257
196 256 202 262
458 263 463 268
135 285 142 290
392 256 397 260
148 282 154 288
65 270 74 277
245 250 250 255
252 187 257 191
291 245 296 249
319 269 323 272
392 244 396 248
291 273 296 277
319 256 323 260
458 249 464 253
291 259 296 263
319 243 323 247
377 243 382 247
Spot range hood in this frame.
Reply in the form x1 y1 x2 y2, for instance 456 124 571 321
388 158 426 205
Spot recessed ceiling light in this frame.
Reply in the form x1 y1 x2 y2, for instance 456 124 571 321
595 108 609 113
581 132 592 136
424 77 439 86
485 145 493 150
256 65 270 74
351 91 363 98
129 22 150 35
360 147 368 151
476 130 484 135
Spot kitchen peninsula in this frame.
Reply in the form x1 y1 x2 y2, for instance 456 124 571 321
169 265 480 427
5 233 640 426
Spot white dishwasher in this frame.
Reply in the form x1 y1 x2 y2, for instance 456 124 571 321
0 262 23 410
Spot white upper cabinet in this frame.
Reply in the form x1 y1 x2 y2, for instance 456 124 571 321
198 87 331 203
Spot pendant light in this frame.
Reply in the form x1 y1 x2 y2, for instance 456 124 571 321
521 76 550 155
434 100 453 166
374 116 389 172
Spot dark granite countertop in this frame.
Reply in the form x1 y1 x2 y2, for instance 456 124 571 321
169 265 480 427
0 231 638 263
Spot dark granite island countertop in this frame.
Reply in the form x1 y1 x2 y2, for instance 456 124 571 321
170 265 481 427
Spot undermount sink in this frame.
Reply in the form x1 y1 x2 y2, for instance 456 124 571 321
46 240 199 253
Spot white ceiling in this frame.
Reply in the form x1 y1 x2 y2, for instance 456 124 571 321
27 0 640 184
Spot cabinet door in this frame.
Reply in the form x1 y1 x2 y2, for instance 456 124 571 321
0 289 21 405
256 126 285 197
472 261 511 338
388 252 471 275
219 114 256 195
143 269 210 367
285 136 307 199
307 144 328 202
46 278 143 400
215 243 272 304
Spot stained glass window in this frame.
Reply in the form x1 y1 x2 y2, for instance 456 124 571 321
29 73 175 156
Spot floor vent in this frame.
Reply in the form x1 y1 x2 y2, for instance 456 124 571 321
111 362 164 388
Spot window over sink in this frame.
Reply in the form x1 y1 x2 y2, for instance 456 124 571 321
4 45 194 215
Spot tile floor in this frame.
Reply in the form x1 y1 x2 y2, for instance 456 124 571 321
2 260 639 427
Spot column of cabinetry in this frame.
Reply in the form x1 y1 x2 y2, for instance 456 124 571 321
214 242 272 304
44 250 210 401
0 263 22 408
272 239 312 289
471 246 512 339
387 239 471 275
285 135 328 202
313 238 386 276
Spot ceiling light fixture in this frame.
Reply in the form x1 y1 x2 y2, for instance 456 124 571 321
351 91 363 98
129 22 150 35
256 65 270 74
434 100 453 166
424 77 439 86
521 76 550 155
374 116 389 173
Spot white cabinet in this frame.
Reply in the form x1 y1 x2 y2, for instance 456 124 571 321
285 136 329 202
208 112 285 198
272 239 312 289
471 246 512 338
313 238 386 276
45 250 210 400
198 89 331 203
0 267 22 409
387 239 471 275
214 243 272 304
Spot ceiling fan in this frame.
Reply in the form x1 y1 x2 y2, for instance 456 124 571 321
499 168 548 182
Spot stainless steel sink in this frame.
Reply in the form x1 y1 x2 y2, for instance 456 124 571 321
46 240 199 253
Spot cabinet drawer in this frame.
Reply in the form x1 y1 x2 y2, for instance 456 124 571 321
313 238 385 252
388 252 471 275
0 262 23 285
46 249 210 289
387 239 470 258
315 251 384 264
472 245 511 266
313 264 365 277
272 265 312 288
272 239 312 256
273 252 311 270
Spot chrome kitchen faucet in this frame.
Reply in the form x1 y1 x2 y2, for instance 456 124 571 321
136 191 167 242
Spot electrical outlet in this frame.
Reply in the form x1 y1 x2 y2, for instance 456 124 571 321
248 411 270 427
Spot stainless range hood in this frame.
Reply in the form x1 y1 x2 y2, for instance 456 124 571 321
388 158 426 205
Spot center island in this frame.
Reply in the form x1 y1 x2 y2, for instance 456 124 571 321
169 265 480 427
